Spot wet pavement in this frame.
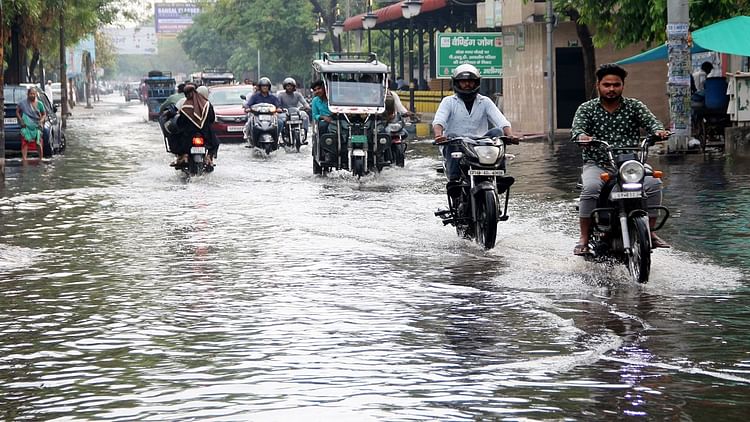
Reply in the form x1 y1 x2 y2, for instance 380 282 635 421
1 95 749 420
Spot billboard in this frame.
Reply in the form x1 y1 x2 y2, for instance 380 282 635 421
102 27 158 55
436 33 503 79
155 3 202 34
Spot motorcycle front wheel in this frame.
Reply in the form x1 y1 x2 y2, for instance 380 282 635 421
392 144 405 167
475 190 498 249
627 216 652 283
352 156 365 178
293 130 301 152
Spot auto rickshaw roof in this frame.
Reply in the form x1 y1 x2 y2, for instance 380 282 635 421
312 52 389 74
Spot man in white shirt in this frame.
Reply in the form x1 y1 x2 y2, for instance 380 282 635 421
45 80 54 102
433 63 515 181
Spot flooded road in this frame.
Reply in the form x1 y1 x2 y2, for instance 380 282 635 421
1 96 749 420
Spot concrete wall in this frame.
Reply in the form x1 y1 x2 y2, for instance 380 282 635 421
501 19 670 134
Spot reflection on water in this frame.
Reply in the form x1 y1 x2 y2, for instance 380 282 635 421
0 97 748 420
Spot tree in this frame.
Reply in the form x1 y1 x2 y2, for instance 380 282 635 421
554 0 750 98
180 0 316 83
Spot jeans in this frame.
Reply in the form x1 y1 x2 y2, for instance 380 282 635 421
441 143 462 181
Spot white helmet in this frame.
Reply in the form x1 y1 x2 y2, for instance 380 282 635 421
283 77 296 88
451 64 481 100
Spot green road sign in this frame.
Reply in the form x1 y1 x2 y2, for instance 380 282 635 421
436 32 503 79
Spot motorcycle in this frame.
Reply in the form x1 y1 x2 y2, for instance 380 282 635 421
574 135 670 284
245 103 280 155
434 128 517 249
161 108 211 177
282 107 307 153
380 114 408 168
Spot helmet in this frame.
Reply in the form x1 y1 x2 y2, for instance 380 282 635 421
196 85 209 99
283 77 296 88
258 77 272 87
451 64 481 100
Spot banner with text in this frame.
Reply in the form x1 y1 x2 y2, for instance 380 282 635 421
155 3 202 34
103 27 157 55
436 32 503 79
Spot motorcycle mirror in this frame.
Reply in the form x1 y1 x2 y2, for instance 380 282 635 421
240 95 246 100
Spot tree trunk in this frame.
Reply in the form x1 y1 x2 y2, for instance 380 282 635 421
60 6 68 128
5 20 23 84
29 49 40 83
565 8 597 99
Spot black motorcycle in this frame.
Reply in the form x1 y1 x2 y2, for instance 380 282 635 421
378 115 408 168
434 128 517 249
282 107 307 153
160 108 210 177
574 135 670 283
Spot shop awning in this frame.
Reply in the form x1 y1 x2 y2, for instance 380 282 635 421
617 16 750 64
343 0 448 31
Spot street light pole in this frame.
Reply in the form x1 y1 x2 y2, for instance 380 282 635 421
401 0 422 114
362 1 378 54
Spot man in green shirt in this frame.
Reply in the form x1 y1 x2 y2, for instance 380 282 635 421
571 64 671 255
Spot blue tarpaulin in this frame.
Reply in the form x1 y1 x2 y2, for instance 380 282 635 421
616 16 750 64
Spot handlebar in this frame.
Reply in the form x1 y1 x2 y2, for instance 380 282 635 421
433 135 518 146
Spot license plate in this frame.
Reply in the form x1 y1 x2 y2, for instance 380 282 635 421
227 125 244 132
190 147 206 154
351 135 368 144
352 149 366 156
468 169 505 176
4 117 17 125
611 191 642 199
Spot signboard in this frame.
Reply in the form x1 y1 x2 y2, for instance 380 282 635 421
102 27 157 55
66 36 95 77
436 32 503 79
155 3 202 34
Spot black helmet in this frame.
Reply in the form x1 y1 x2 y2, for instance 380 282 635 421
258 77 272 87
451 64 481 101
283 77 296 88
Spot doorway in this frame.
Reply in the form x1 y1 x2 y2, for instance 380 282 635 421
555 47 586 129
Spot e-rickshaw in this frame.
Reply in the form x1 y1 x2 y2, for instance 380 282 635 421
311 52 390 177
144 70 176 121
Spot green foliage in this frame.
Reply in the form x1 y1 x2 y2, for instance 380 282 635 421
562 0 750 48
179 0 316 83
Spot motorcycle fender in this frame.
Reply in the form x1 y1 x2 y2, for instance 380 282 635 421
192 154 204 163
471 181 496 197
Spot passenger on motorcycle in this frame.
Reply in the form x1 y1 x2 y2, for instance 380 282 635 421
571 63 671 255
243 77 284 140
277 77 311 142
159 82 185 114
433 64 516 181
167 83 219 168
311 80 333 134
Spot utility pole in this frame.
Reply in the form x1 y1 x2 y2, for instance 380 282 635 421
667 0 690 152
546 0 554 141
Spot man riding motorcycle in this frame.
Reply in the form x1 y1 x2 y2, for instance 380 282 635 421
433 64 517 182
243 77 284 145
571 63 671 255
277 77 311 144
161 83 219 169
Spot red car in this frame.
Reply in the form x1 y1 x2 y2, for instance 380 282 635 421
208 84 255 143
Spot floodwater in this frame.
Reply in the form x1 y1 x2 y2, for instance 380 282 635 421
1 96 749 420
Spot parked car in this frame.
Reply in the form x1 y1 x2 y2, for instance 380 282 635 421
208 84 255 143
50 82 61 105
3 85 66 157
124 82 140 102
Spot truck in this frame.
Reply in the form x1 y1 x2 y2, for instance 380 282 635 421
144 70 176 121
189 68 235 87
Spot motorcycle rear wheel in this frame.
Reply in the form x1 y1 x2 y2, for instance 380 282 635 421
188 159 203 177
475 190 498 249
628 216 652 283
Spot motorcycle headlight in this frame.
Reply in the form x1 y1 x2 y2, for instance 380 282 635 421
473 145 502 165
379 137 388 144
386 123 402 132
619 160 645 184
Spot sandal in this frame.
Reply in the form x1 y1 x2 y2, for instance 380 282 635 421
573 243 590 256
